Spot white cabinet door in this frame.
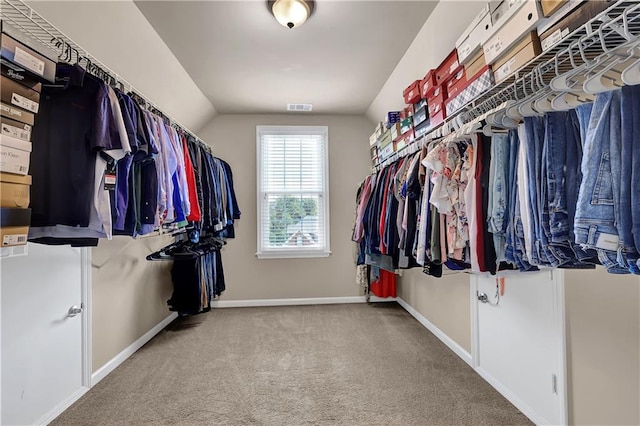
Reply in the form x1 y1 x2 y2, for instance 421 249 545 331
1 243 89 425
473 271 567 425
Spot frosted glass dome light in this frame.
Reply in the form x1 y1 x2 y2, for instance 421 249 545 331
269 0 315 29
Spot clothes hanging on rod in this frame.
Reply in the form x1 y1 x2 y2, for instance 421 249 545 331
354 85 640 277
147 235 227 315
27 63 240 246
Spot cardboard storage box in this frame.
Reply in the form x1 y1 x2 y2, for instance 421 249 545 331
369 131 378 147
493 32 542 83
1 59 43 92
370 145 378 161
414 98 427 111
378 143 394 162
483 0 543 64
446 66 495 116
1 76 40 113
0 134 31 175
541 0 568 17
400 105 414 120
403 80 422 105
540 0 613 51
465 50 489 80
413 106 428 127
0 225 29 246
1 116 31 142
400 117 413 134
428 85 446 111
0 33 56 83
428 100 446 128
1 22 57 64
0 207 31 227
435 50 462 85
0 173 30 208
385 111 401 128
491 1 511 25
456 5 494 64
445 68 467 100
393 129 415 152
1 102 35 126
378 129 392 148
390 122 403 140
414 119 432 138
420 70 437 99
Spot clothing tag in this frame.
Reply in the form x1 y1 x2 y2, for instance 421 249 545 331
595 233 619 251
11 93 39 113
13 46 45 76
3 234 27 246
1 123 31 141
104 162 117 191
104 173 116 191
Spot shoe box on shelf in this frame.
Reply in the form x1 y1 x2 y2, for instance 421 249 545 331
538 0 614 51
493 31 542 83
483 0 544 65
0 21 57 83
456 3 495 66
0 22 56 245
446 66 495 117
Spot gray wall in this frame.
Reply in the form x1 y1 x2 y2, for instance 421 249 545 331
91 236 174 371
197 114 373 300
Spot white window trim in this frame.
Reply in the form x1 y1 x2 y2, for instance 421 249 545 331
256 125 331 259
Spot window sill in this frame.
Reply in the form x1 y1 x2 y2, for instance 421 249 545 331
256 251 331 260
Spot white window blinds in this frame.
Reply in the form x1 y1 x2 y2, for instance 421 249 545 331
256 126 330 258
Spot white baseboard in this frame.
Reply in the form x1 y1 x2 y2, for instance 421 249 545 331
396 297 473 366
210 296 396 308
91 312 178 386
36 386 89 426
476 367 550 426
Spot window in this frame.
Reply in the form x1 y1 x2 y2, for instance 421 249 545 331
256 126 330 259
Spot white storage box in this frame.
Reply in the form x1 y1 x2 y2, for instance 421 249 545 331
0 134 31 175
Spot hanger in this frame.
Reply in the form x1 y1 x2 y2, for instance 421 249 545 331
517 71 545 117
615 4 640 86
582 12 640 94
550 33 602 92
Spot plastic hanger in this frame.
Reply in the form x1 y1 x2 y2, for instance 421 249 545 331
618 7 640 85
518 70 545 117
550 34 601 91
550 91 595 111
583 13 640 94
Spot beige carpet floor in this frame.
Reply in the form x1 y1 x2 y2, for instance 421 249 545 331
52 303 531 426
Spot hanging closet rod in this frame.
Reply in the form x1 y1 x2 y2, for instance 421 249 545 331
0 0 206 146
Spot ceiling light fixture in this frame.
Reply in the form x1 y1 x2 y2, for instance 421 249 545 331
268 0 315 29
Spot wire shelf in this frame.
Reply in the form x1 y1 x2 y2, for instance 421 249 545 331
0 0 203 140
373 0 640 172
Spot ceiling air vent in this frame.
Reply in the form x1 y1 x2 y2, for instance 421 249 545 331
287 103 313 112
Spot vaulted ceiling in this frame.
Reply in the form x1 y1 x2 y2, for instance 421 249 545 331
135 1 438 115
